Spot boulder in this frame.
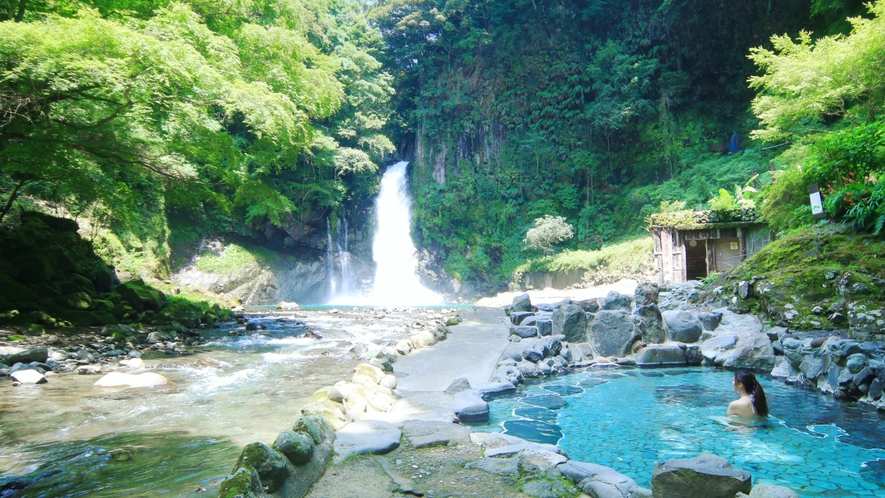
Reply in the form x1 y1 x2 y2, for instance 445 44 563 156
6 347 48 365
744 483 800 498
701 334 775 371
511 311 535 325
587 310 639 358
452 389 490 423
512 293 533 312
634 282 660 307
114 279 166 312
633 304 666 344
573 298 601 313
697 311 723 331
636 346 686 368
662 310 703 343
552 305 588 343
651 454 751 498
522 315 553 336
511 326 540 338
277 301 302 311
93 371 172 388
333 420 401 463
445 378 472 394
11 369 47 385
559 460 645 498
273 430 314 465
601 291 633 311
401 420 471 448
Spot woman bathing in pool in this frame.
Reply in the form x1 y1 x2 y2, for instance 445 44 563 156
727 370 769 418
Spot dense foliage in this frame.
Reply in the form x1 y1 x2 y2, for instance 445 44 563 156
2 0 883 296
0 0 396 276
369 0 874 291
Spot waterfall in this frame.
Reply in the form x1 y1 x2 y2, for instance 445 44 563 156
325 218 337 300
335 214 357 297
327 161 441 306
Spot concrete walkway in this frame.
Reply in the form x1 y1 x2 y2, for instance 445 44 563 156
394 307 511 391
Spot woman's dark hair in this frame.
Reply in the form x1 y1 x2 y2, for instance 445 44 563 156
735 370 769 417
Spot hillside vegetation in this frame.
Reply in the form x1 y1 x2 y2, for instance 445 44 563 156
1 0 884 298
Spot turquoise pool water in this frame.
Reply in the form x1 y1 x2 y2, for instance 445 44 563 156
474 368 885 497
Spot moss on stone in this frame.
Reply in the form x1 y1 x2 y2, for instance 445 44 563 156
218 467 261 498
703 224 885 334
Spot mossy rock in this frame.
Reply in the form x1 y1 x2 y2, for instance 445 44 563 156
19 323 45 336
62 292 93 310
0 274 38 308
218 467 262 498
91 299 115 312
114 279 167 312
233 442 291 493
273 430 314 466
57 310 118 327
293 416 335 446
153 300 205 328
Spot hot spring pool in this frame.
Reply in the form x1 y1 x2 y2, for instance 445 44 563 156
471 368 885 497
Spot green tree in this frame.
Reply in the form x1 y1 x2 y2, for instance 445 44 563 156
524 215 574 255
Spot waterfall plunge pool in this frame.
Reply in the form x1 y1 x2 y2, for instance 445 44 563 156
469 367 885 497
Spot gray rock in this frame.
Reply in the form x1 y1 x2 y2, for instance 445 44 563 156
521 316 553 336
273 430 314 465
511 325 540 338
574 298 601 313
445 377 472 394
601 291 633 311
770 356 797 378
511 311 535 325
10 369 47 384
523 348 544 363
636 345 686 367
552 305 589 343
559 460 641 498
518 360 542 378
6 347 49 365
587 311 639 358
477 382 518 396
737 280 754 300
401 420 471 448
702 334 774 371
333 420 401 462
466 456 520 476
854 366 875 387
513 293 533 312
521 476 577 498
633 304 666 344
684 346 703 366
662 310 703 343
847 353 868 374
747 483 800 498
651 454 751 498
698 311 723 331
634 282 660 307
799 355 825 381
452 390 489 423
76 365 102 375
869 378 883 400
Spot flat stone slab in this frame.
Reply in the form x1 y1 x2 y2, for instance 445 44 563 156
452 390 489 423
333 420 401 463
94 371 171 388
465 456 520 476
10 369 47 384
401 420 472 448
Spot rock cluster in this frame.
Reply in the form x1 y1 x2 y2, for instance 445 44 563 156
493 285 733 382
218 416 335 498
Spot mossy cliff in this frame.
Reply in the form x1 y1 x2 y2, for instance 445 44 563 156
0 212 229 333
698 224 885 339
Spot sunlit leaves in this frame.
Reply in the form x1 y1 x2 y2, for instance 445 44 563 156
749 1 885 141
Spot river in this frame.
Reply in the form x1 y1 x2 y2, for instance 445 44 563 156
0 307 461 497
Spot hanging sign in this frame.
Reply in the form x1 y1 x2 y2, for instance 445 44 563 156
809 183 826 220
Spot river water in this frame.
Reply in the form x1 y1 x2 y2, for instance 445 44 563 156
0 307 458 497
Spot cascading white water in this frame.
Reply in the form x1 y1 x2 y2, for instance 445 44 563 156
325 218 337 300
327 161 441 306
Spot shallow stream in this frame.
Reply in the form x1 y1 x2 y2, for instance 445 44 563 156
0 308 444 496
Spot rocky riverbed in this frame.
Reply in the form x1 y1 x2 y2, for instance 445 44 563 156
0 305 466 497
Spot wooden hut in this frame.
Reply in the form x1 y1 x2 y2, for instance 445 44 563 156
649 209 771 284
